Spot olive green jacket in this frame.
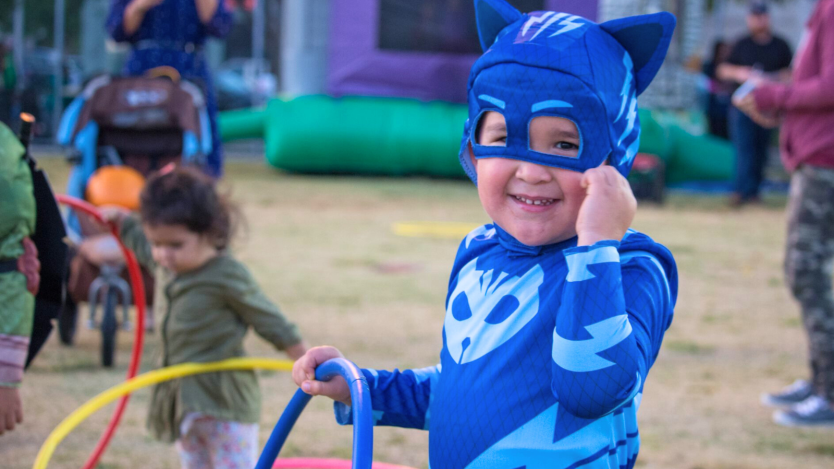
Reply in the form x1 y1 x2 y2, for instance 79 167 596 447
120 217 302 442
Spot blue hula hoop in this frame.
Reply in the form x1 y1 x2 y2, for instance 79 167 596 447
255 358 374 469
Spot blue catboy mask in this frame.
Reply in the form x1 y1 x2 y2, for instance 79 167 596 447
459 0 676 183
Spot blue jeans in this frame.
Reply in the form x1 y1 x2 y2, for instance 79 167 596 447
729 105 772 200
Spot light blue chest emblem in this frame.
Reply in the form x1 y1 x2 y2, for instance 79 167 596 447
445 257 545 364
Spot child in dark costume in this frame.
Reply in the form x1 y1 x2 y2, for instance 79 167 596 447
294 1 678 467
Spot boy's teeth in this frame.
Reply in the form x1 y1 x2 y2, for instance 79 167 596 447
514 195 555 206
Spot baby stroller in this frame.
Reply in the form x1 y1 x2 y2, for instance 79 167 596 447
56 67 212 366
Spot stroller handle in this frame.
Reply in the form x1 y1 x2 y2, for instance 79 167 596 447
255 358 374 469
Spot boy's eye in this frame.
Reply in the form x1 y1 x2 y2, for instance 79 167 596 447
528 116 581 158
554 141 578 151
486 135 507 145
474 111 508 147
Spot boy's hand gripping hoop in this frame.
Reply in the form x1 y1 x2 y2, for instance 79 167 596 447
256 358 374 469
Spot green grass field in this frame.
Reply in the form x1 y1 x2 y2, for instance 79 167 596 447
3 159 834 469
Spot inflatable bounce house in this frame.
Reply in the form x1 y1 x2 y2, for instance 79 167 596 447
219 0 733 185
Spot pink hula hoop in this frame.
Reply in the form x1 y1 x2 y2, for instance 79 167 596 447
272 458 417 469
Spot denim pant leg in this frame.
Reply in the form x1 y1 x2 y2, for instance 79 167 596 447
751 121 772 198
730 106 768 199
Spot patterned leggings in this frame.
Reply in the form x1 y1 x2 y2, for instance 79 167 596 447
175 415 259 469
785 165 834 402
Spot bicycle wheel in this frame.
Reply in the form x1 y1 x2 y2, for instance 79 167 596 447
101 289 119 367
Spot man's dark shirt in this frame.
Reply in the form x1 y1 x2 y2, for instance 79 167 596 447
727 35 793 74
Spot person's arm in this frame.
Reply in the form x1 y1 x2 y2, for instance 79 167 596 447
550 166 674 419
334 364 439 430
225 264 305 356
755 10 834 112
717 63 752 84
107 0 162 41
195 0 233 38
194 0 218 24
293 347 438 430
716 42 751 84
552 243 674 419
117 214 156 270
0 387 23 436
0 266 35 435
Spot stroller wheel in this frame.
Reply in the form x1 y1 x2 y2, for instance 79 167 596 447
101 289 119 367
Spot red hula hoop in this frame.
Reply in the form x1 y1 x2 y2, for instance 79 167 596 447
55 194 147 469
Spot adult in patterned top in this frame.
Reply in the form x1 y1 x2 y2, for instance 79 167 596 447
106 0 233 178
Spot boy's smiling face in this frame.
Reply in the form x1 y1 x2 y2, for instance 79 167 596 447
472 111 588 246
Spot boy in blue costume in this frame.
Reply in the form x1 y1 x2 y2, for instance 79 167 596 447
293 1 678 467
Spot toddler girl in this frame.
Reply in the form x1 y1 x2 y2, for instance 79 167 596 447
111 167 307 469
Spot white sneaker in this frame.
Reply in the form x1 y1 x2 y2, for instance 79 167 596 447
773 395 834 427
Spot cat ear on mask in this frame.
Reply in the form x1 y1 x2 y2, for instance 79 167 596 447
600 12 676 95
475 0 523 51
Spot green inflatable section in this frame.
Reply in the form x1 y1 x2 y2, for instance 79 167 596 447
636 109 735 184
265 96 467 177
218 107 268 141
219 96 735 183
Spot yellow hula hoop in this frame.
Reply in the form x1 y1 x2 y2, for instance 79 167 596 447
33 358 294 469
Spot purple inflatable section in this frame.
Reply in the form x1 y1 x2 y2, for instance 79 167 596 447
327 0 598 103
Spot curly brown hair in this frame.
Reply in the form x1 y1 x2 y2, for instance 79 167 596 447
139 167 239 249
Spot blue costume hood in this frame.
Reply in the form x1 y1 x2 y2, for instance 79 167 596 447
459 0 676 183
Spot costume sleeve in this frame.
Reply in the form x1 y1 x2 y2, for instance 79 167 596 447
118 215 155 271
754 7 834 112
551 241 673 419
225 265 302 350
202 1 233 39
106 0 136 43
333 364 439 430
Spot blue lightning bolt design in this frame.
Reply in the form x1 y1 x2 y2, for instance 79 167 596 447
521 11 555 37
623 135 640 166
529 12 569 40
615 53 634 122
617 96 638 146
548 15 585 37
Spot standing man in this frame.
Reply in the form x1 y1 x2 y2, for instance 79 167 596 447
718 1 792 207
736 0 834 427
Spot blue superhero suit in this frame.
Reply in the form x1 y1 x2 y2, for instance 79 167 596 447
337 226 677 468
335 1 678 467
